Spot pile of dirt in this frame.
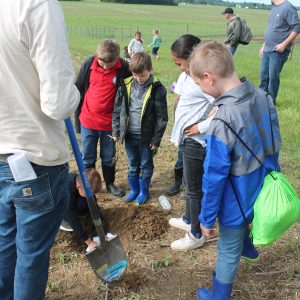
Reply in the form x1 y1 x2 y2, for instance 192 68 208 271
103 204 169 244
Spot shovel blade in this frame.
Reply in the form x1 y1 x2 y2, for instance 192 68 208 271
86 237 127 283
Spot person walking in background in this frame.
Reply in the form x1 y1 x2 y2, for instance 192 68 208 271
0 1 80 299
112 53 168 205
189 41 281 300
128 31 144 56
259 0 300 104
222 7 241 55
148 29 162 60
75 39 131 197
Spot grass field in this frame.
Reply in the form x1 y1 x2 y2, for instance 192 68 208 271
46 1 300 299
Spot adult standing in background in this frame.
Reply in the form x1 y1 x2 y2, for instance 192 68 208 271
222 7 241 55
0 1 80 299
259 0 300 104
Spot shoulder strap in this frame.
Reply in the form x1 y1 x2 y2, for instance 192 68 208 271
214 117 275 179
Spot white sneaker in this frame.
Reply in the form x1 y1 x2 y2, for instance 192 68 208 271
171 232 205 251
169 217 191 231
59 220 73 232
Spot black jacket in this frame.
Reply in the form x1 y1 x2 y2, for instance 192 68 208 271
112 76 168 147
64 173 106 242
74 56 131 133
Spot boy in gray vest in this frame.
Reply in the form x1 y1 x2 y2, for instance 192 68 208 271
112 53 168 205
189 41 281 299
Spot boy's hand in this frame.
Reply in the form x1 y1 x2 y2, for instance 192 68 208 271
85 238 97 250
201 224 216 239
149 144 157 150
208 106 217 117
109 135 120 142
184 124 199 136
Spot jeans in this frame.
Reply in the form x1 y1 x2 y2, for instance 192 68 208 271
216 225 245 284
152 47 159 56
175 143 184 170
183 138 205 235
259 50 289 103
229 46 237 55
125 133 154 179
81 124 116 168
0 161 68 300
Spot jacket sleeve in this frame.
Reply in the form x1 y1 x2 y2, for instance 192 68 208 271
200 120 234 228
151 85 168 147
25 1 80 121
74 58 91 133
112 86 123 137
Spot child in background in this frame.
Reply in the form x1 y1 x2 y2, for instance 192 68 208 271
60 168 107 250
168 35 215 252
148 29 162 60
123 46 131 62
128 31 144 56
112 52 168 205
189 41 280 299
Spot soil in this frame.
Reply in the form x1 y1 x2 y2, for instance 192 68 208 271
46 134 300 300
29 30 296 299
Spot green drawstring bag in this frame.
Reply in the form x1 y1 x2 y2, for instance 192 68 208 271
252 171 300 247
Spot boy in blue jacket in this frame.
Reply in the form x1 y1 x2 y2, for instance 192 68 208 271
189 41 281 299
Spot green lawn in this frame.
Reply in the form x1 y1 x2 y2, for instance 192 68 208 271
62 0 300 191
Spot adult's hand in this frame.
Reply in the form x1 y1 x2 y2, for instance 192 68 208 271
275 42 286 53
259 45 264 57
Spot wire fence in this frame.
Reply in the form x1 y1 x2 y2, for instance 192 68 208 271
67 25 300 59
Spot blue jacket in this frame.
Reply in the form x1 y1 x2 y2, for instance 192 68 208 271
200 79 281 229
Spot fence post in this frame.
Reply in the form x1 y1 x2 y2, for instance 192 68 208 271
185 24 189 34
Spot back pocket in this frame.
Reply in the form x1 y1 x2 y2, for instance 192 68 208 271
11 173 54 212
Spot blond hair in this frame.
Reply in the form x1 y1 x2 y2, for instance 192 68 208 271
129 52 152 73
76 168 102 194
189 41 235 79
96 39 120 62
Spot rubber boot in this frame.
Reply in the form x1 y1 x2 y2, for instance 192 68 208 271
102 164 125 197
135 177 151 205
197 272 232 300
165 168 183 196
241 228 260 262
125 175 140 202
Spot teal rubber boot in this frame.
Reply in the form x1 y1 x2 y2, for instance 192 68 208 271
197 272 232 300
125 175 140 202
135 177 151 205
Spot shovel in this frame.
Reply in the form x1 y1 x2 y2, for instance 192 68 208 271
65 118 127 283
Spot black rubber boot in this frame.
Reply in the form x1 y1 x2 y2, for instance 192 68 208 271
101 164 125 197
165 168 183 196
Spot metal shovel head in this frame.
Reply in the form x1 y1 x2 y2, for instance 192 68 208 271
86 236 127 283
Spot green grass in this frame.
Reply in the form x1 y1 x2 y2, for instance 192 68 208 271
62 0 300 193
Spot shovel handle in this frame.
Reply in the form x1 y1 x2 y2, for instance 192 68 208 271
65 118 106 245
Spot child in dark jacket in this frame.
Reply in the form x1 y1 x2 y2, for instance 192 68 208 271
60 168 106 250
112 52 168 205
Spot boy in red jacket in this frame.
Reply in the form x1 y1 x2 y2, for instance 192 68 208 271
75 39 131 197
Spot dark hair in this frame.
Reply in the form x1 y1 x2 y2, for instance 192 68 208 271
171 34 201 59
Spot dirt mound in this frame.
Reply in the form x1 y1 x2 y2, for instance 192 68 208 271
103 204 169 244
